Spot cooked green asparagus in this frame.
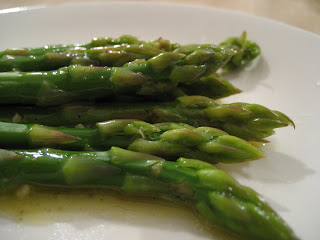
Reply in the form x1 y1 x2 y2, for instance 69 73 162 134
0 120 263 163
0 96 293 142
0 35 175 71
0 35 173 57
220 31 261 72
0 147 299 240
0 33 260 72
0 46 237 106
0 44 169 72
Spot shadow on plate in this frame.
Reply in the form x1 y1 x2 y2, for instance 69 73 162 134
217 150 314 184
222 56 270 92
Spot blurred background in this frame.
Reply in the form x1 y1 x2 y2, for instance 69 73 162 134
0 0 319 35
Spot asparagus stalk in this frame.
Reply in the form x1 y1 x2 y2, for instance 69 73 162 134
0 147 299 240
0 47 237 106
0 33 260 73
0 35 141 57
0 35 173 57
220 31 261 72
0 44 168 72
0 35 176 71
0 120 263 163
0 96 293 142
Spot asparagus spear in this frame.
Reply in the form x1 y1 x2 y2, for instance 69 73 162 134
0 96 293 142
220 31 261 72
0 44 169 72
0 35 140 57
0 46 237 106
0 120 263 163
0 147 299 240
0 33 260 73
0 35 173 57
0 35 176 72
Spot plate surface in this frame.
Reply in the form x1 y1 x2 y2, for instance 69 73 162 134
0 2 319 240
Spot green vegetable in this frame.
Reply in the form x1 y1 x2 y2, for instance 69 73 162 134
0 33 260 73
0 47 237 106
0 35 175 72
0 96 293 142
220 31 261 72
0 120 263 163
0 147 299 240
0 44 168 72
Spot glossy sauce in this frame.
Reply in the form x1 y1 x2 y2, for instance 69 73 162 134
0 186 239 240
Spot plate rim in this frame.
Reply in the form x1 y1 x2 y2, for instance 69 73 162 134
0 1 319 39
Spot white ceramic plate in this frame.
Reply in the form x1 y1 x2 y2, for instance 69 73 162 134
0 2 319 240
